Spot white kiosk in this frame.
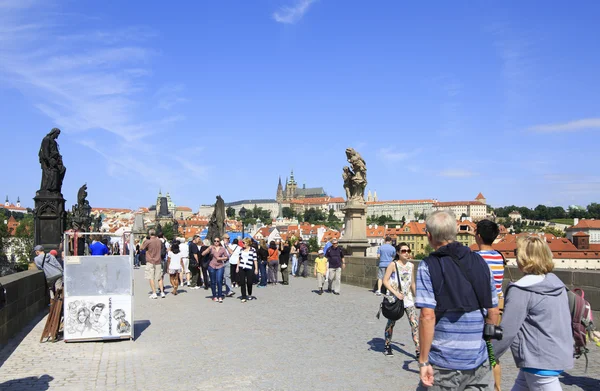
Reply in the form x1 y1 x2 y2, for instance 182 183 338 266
62 232 134 342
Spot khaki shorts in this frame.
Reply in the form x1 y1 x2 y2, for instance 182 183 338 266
145 263 162 283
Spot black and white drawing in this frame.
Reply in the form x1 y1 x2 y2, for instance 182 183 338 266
113 309 131 334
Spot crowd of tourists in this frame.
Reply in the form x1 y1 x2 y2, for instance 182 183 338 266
29 209 584 390
374 210 575 391
138 230 345 303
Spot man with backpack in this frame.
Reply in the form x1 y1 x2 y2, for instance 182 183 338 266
296 237 309 278
416 210 499 390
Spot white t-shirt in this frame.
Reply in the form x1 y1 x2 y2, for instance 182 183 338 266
179 242 189 258
228 244 241 265
168 251 184 271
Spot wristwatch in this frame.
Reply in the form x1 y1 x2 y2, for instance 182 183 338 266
418 361 430 368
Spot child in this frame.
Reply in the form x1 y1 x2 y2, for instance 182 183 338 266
314 249 328 295
167 242 185 295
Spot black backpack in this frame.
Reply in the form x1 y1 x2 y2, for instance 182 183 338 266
160 240 167 260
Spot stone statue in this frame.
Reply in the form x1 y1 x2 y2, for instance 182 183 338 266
39 128 66 193
206 195 226 242
343 148 367 203
70 184 92 231
172 219 179 237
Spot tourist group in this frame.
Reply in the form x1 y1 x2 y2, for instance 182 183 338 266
138 230 345 304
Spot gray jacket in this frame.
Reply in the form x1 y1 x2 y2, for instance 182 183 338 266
34 252 63 281
492 273 573 371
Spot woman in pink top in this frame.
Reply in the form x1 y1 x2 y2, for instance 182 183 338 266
201 237 229 302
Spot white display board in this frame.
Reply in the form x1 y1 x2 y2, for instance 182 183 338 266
63 254 134 342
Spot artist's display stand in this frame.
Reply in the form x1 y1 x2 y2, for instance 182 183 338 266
62 231 135 343
40 289 63 343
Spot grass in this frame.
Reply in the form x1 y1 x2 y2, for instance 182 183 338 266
550 218 574 225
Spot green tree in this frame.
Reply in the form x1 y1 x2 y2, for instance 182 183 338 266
161 223 175 241
14 215 34 264
304 208 326 224
587 203 600 219
282 207 295 219
544 226 566 238
308 237 319 252
226 207 235 218
414 244 434 260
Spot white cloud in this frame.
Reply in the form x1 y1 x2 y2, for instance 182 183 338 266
438 170 477 178
378 147 421 162
0 4 209 188
273 0 317 24
529 118 600 133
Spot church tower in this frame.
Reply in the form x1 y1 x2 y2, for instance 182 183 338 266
286 170 297 200
276 176 284 202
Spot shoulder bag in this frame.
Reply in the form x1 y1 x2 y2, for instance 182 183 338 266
376 262 405 320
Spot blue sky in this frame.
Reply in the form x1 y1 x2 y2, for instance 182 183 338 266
1 0 599 211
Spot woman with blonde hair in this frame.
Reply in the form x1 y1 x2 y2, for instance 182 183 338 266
236 238 258 302
492 235 573 390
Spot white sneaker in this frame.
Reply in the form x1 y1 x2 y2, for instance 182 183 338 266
375 291 382 296
160 292 166 298
149 293 158 299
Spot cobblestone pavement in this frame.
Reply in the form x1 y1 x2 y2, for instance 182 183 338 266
0 270 599 390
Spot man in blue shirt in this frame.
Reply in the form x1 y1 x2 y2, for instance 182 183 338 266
416 210 498 390
89 236 109 256
375 236 396 296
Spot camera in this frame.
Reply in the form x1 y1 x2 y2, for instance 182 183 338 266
483 324 503 340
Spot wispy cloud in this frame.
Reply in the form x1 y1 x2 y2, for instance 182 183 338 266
0 2 208 188
273 0 317 24
438 170 478 178
378 147 421 162
155 83 187 110
529 118 600 133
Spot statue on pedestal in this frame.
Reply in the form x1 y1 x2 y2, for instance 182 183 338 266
342 148 367 204
34 128 68 253
70 184 92 231
38 128 66 194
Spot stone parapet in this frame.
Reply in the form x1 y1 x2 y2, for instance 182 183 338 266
0 270 48 345
309 254 600 314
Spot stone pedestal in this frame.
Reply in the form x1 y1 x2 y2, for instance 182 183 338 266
339 203 369 256
33 190 67 253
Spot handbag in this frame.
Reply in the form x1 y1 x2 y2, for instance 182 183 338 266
280 263 288 269
376 262 405 321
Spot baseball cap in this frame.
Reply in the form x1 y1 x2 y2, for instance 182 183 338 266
49 250 58 256
34 245 44 251
318 249 324 254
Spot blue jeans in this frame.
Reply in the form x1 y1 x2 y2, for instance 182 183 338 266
259 261 267 286
208 266 225 298
291 254 298 275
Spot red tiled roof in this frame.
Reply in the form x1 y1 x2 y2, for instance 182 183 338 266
571 219 600 229
3 203 27 211
176 206 192 211
435 201 483 207
366 199 435 205
475 193 485 200
367 226 385 238
573 231 589 237
329 197 345 203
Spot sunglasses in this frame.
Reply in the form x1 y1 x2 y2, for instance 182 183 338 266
214 240 220 243
400 249 411 254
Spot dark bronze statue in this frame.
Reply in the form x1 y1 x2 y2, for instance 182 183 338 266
39 128 66 193
206 195 226 242
343 148 367 203
70 184 92 231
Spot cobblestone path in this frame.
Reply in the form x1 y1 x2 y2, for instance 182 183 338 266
0 270 598 390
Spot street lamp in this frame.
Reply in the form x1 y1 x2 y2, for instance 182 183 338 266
239 207 247 241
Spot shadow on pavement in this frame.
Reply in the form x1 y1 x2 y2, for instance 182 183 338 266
0 311 48 367
367 337 408 354
403 360 419 374
133 320 151 340
0 374 54 390
560 371 600 391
